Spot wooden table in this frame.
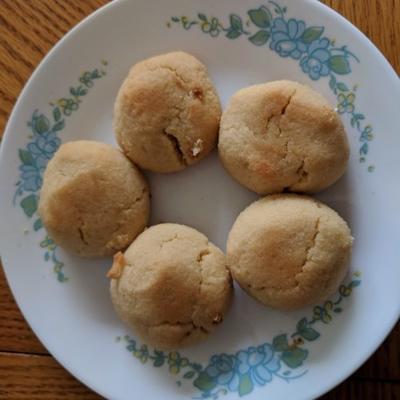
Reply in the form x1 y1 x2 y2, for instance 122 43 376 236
0 1 399 398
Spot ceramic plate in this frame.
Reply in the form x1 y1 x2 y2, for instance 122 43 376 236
1 1 399 399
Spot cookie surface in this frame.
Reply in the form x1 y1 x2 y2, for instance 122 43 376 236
219 80 349 194
109 223 232 349
38 140 150 257
227 194 352 309
114 51 221 173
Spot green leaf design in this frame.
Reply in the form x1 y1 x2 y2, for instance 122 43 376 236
192 363 202 372
230 14 243 31
283 370 291 376
171 16 179 22
198 13 207 21
300 26 324 44
299 327 320 341
296 318 320 340
40 236 52 248
296 318 308 332
334 307 343 313
360 142 368 155
34 115 50 134
77 86 88 96
19 149 34 166
91 69 101 79
33 218 42 231
70 86 87 97
52 120 65 132
350 280 361 288
281 347 308 369
249 30 270 46
351 114 365 128
329 75 336 94
248 6 272 28
53 107 61 122
153 357 164 367
336 82 349 92
238 373 253 396
226 29 241 39
20 194 38 218
183 371 195 379
329 55 351 75
193 371 216 392
272 334 289 351
70 87 79 96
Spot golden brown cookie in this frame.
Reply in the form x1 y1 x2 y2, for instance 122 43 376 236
219 80 349 194
114 51 221 173
227 194 352 309
38 140 150 257
109 223 232 349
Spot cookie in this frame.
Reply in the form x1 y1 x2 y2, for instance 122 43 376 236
227 194 352 309
219 80 349 194
109 223 232 349
114 51 221 173
38 140 150 257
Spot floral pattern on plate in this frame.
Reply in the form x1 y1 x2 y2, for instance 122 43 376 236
169 1 374 169
119 273 361 399
13 61 108 282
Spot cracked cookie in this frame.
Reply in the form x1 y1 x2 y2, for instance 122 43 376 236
227 194 352 309
218 80 349 194
38 140 150 257
109 223 232 349
114 51 221 173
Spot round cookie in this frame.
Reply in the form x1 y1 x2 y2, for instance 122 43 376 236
38 140 150 257
219 80 349 194
109 223 232 349
114 51 221 173
227 194 352 309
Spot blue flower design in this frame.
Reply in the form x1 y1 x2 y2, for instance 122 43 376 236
205 345 280 394
27 131 61 160
235 345 280 387
205 354 238 391
20 165 42 191
300 38 331 80
19 131 61 192
270 18 307 59
172 2 373 172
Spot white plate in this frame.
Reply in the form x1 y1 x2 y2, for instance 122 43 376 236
1 1 399 399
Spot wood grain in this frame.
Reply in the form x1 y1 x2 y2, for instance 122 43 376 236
323 0 400 73
0 0 399 399
0 353 100 399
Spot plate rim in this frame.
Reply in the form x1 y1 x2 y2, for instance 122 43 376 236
0 1 399 399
